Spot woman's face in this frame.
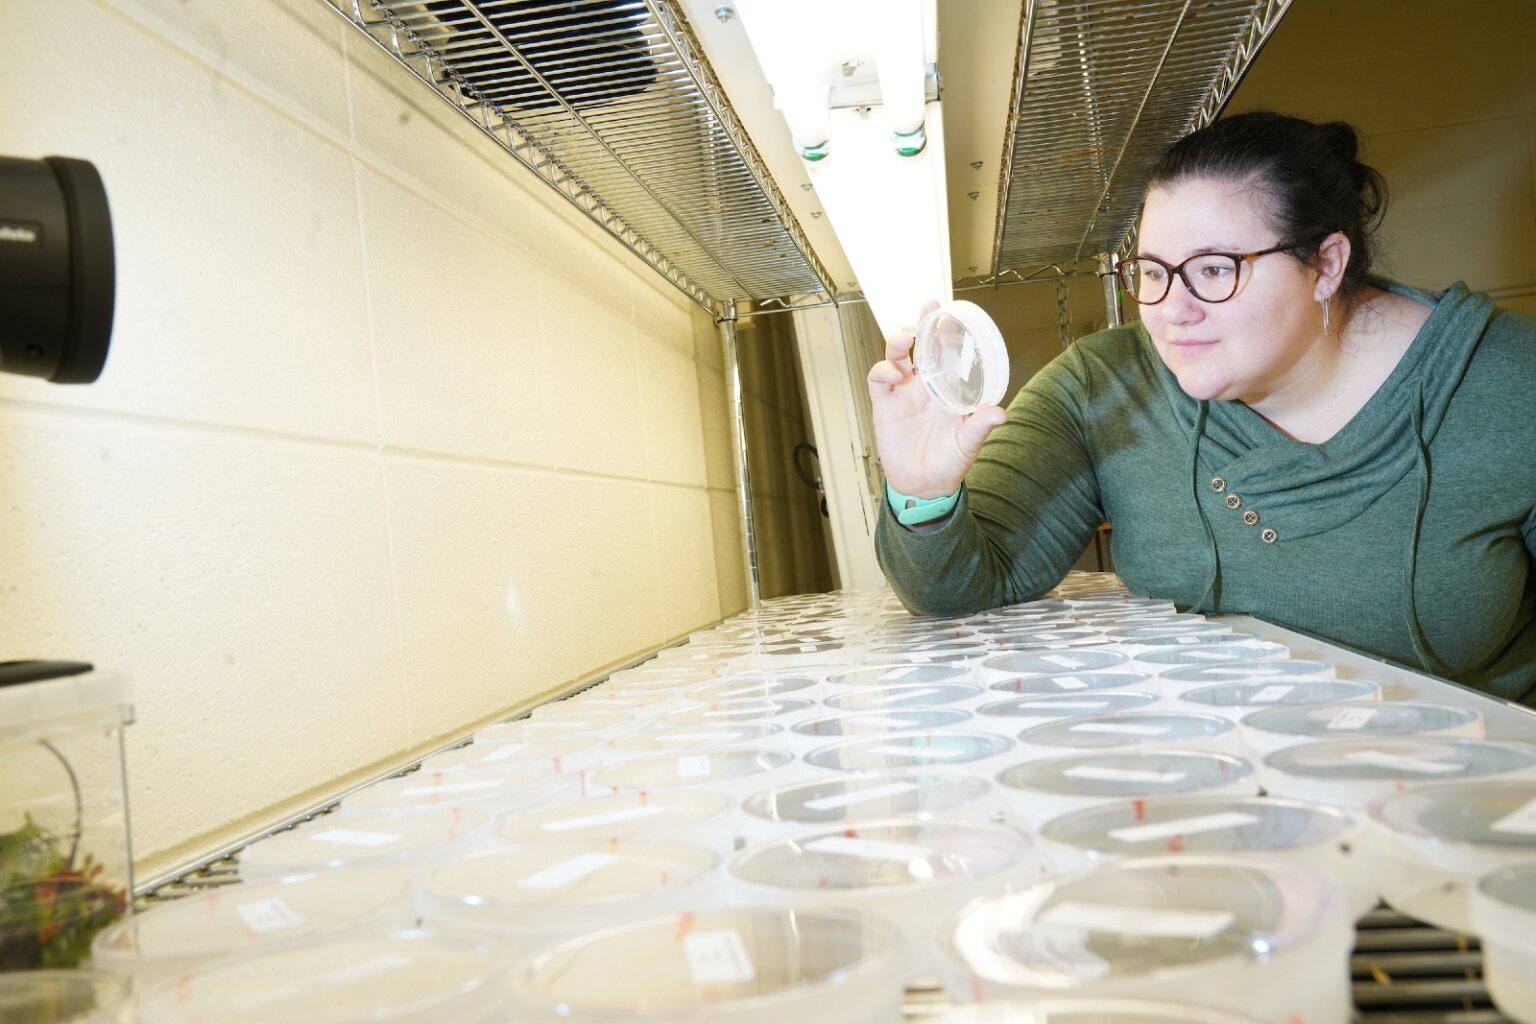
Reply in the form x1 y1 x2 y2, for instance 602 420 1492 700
1136 176 1321 404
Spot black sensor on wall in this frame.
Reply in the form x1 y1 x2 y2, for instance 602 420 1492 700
0 155 115 384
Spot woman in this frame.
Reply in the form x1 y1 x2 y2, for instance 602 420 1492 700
870 112 1536 703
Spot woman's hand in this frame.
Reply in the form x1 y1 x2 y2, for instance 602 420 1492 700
867 301 1009 498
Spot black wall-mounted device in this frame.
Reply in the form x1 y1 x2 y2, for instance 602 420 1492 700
0 155 115 384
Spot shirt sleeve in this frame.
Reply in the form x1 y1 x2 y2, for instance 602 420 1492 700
875 344 1106 616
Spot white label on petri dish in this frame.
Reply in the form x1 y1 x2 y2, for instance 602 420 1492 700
308 828 401 848
677 754 712 777
846 714 914 729
959 328 977 371
866 743 966 760
235 897 305 933
516 852 621 890
1042 655 1088 669
1054 676 1090 690
802 781 921 811
1344 750 1461 775
1063 765 1186 784
684 929 756 987
482 743 531 763
324 954 413 986
1182 650 1227 659
889 667 929 682
867 687 944 706
1326 707 1377 730
1106 811 1262 844
541 803 667 833
1068 723 1169 737
1174 636 1205 645
1249 685 1295 704
400 778 505 797
1488 798 1536 836
1024 700 1110 710
1038 901 1235 939
656 731 745 743
803 835 936 862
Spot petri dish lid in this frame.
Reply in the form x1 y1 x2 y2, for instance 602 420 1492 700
134 930 510 1023
1040 795 1354 858
1019 713 1234 751
417 841 717 927
683 675 819 702
999 751 1255 799
1242 702 1482 741
0 971 130 1023
982 650 1131 676
492 790 732 844
341 765 555 815
1133 641 1289 666
478 712 632 741
739 771 993 828
941 857 1345 988
924 997 1272 1023
1179 680 1380 709
419 734 600 774
985 629 1109 650
806 731 1013 772
603 723 782 754
990 673 1154 697
92 871 410 971
730 820 1031 893
589 748 793 790
827 664 967 687
511 907 902 1018
661 698 814 725
1370 780 1536 850
977 692 1160 721
1103 622 1229 642
1158 660 1335 684
1474 862 1536 937
793 708 971 736
825 683 982 711
913 299 1010 414
1263 738 1536 783
239 808 489 876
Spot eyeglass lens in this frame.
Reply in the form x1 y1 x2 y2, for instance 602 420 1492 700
1119 254 1243 304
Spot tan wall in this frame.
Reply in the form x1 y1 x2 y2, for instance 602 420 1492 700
0 0 745 877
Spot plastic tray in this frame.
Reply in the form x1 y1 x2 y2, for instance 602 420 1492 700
737 771 996 843
237 807 490 882
1260 738 1536 808
1470 863 1536 1023
997 751 1259 827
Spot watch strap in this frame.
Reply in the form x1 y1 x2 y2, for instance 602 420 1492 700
886 481 961 526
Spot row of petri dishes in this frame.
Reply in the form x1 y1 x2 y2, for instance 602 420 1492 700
63 574 1536 1023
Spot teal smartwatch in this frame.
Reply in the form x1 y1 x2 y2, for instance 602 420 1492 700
886 481 961 527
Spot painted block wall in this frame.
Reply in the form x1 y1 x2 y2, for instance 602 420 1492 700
0 0 745 877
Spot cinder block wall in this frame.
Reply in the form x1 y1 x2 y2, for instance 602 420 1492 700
0 0 746 877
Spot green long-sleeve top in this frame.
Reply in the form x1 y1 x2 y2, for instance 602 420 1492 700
876 282 1536 704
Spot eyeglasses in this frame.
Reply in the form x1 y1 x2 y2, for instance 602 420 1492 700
1116 242 1296 305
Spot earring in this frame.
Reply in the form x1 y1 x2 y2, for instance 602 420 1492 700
1320 295 1331 337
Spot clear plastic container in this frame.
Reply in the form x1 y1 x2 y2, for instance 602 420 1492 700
0 970 131 1023
1018 712 1237 755
1103 622 1231 643
1242 701 1484 754
238 808 489 882
938 856 1353 1024
1260 738 1536 808
989 673 1158 697
982 629 1110 651
92 870 415 982
340 766 561 817
133 929 512 1023
682 675 820 703
588 748 796 799
825 683 983 712
1155 659 1335 695
510 907 905 1023
1470 863 1536 1023
1175 680 1381 721
975 693 1161 729
728 820 1039 975
418 734 602 775
792 709 972 741
923 998 1273 1024
826 664 968 688
601 723 782 761
914 299 1010 414
660 698 815 726
1133 641 1290 670
491 790 736 856
1 665 133 970
416 840 720 951
1368 781 1536 933
1039 795 1374 918
737 771 996 844
980 650 1131 679
997 751 1259 827
805 731 1013 773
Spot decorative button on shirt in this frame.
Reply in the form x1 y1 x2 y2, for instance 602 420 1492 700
1242 509 1260 526
1210 476 1227 493
1224 494 1242 510
1260 528 1278 544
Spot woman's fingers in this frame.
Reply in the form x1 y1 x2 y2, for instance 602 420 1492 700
956 404 1009 460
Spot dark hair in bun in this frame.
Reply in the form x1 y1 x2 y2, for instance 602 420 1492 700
1145 111 1388 302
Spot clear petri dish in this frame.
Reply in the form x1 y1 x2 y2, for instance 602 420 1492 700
1241 701 1484 754
938 856 1353 1022
1470 863 1536 1023
1039 795 1373 918
588 748 795 799
415 840 720 950
1261 738 1536 808
479 712 634 741
491 790 735 855
0 971 130 1024
806 731 1013 773
975 692 1161 727
983 628 1110 650
826 664 968 687
133 929 512 1024
562 688 676 715
1368 781 1536 933
792 708 972 739
1133 641 1289 669
237 808 489 882
1018 713 1236 755
510 907 905 1023
92 871 414 982
418 734 602 775
981 650 1131 678
1103 622 1231 643
738 771 996 843
923 997 1276 1024
989 673 1158 697
913 299 1010 414
1156 659 1335 693
1175 680 1381 722
825 683 983 712
601 723 782 760
682 675 820 703
340 765 560 817
661 698 815 726
729 820 1039 974
997 751 1259 827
